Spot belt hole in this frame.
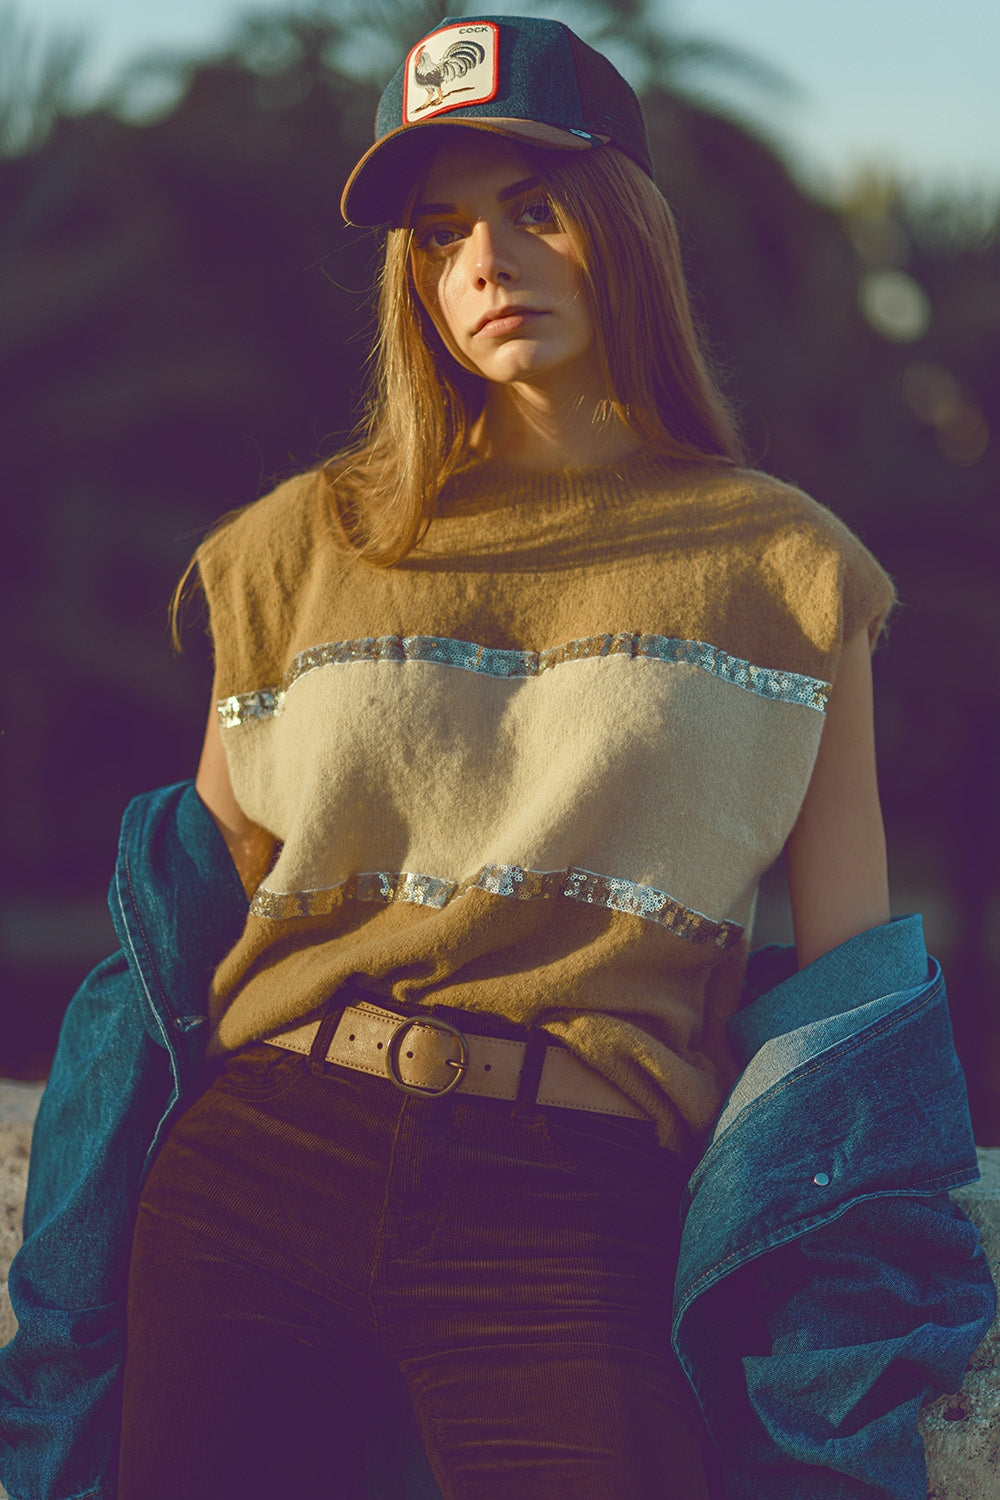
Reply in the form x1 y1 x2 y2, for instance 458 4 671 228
348 1034 355 1042
406 1050 414 1059
377 1042 383 1050
484 1063 492 1072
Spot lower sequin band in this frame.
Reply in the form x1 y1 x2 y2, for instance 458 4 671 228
250 863 743 950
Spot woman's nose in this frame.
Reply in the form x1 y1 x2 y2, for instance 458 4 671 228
468 219 518 286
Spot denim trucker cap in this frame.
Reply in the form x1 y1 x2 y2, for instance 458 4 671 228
340 14 653 226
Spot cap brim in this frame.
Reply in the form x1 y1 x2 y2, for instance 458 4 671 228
340 118 600 228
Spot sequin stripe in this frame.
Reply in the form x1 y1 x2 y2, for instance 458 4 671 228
250 863 743 950
218 632 830 727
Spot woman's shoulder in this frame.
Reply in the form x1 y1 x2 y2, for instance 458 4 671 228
643 460 895 652
636 456 854 540
196 466 334 579
684 463 882 561
719 465 896 645
193 467 349 693
686 463 854 533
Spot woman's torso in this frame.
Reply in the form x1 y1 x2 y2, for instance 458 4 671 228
197 448 893 1153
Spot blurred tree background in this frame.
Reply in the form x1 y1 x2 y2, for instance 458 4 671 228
1 0 997 1139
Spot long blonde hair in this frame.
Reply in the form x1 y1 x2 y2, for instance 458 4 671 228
327 140 744 565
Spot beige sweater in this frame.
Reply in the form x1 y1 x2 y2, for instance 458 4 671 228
197 447 894 1154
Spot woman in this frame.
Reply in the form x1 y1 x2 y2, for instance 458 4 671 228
117 14 903 1499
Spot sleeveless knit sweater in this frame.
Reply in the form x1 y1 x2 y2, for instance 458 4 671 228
197 448 895 1154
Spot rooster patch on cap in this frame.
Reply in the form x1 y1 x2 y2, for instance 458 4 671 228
414 39 486 111
403 23 499 123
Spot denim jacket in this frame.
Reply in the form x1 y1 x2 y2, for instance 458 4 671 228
0 782 994 1500
674 921 995 1497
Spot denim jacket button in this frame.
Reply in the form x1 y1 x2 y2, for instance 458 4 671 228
813 1170 831 1186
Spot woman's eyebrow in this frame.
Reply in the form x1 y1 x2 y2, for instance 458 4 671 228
497 175 541 203
411 177 542 220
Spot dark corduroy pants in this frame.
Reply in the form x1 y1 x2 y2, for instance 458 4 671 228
118 1032 710 1500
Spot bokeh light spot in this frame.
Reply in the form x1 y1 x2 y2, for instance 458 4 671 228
937 409 990 467
901 362 989 466
858 269 931 342
901 362 962 426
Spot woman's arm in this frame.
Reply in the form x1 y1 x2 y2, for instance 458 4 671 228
786 627 890 969
195 703 277 897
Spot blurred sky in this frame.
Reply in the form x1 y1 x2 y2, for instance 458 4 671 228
21 0 1000 198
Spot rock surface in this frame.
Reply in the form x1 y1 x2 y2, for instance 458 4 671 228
0 1082 997 1498
0 1080 40 1351
1 1082 43 1500
923 1147 1000 1499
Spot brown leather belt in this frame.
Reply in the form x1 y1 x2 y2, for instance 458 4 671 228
265 1000 648 1120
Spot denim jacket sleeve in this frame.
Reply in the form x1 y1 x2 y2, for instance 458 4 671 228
0 783 247 1500
673 916 997 1499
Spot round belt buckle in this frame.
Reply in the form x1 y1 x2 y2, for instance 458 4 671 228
386 1015 470 1098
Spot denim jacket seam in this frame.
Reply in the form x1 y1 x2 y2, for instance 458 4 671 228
676 1178 972 1310
113 848 175 1060
113 825 186 1181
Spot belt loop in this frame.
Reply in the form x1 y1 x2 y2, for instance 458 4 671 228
308 1002 345 1069
511 1028 548 1120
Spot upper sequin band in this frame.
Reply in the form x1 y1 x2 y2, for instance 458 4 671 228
251 863 744 950
217 632 831 727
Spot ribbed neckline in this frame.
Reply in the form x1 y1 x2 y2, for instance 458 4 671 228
438 444 704 516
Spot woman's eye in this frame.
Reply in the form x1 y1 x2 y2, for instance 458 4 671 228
416 225 460 251
517 198 554 228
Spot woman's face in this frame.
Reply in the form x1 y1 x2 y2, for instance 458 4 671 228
408 135 599 396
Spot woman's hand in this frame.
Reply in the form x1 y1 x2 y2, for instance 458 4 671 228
195 703 277 898
786 627 890 969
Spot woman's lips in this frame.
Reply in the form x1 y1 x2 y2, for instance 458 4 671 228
474 309 545 337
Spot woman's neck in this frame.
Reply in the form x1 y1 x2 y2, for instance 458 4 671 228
471 382 643 471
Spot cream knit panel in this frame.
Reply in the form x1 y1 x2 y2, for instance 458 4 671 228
221 647 824 938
